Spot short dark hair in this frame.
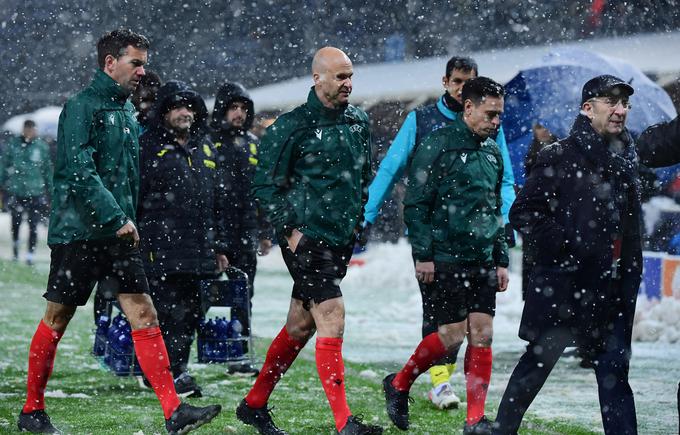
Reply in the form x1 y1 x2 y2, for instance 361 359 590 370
23 119 36 129
445 56 478 77
96 29 150 69
461 76 505 105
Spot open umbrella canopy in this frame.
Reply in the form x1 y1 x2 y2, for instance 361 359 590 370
503 48 677 185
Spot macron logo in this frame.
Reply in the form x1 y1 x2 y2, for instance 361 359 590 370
315 129 323 140
461 153 467 163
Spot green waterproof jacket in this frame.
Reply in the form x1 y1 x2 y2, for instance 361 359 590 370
404 116 508 267
252 88 372 248
0 135 52 197
48 70 140 244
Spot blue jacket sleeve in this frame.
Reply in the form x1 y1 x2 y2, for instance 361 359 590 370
364 111 417 224
496 125 516 224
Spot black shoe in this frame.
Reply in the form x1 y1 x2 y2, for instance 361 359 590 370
165 402 221 435
338 415 383 434
226 363 260 377
174 373 203 398
17 410 61 434
236 399 286 435
382 373 410 430
464 416 494 435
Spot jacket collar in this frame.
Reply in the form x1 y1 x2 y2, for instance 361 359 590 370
307 87 347 120
452 113 487 145
90 70 130 104
441 92 463 115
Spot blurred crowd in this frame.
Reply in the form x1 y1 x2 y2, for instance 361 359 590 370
3 0 680 124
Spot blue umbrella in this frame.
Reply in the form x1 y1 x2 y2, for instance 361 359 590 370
503 48 677 184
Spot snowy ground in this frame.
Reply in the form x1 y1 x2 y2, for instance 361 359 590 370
253 239 680 434
1 213 679 433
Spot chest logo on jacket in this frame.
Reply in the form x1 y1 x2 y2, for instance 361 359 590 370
108 114 115 125
461 153 468 163
349 124 363 133
486 154 497 164
315 128 323 140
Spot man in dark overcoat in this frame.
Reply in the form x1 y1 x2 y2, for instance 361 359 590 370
493 75 642 435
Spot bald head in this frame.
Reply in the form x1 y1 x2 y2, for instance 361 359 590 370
312 47 353 109
312 47 351 74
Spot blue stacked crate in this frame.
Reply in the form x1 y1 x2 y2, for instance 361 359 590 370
92 309 142 376
197 267 252 365
196 317 245 363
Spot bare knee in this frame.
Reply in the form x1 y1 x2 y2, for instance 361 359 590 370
467 313 493 347
43 302 77 334
286 321 316 344
437 323 466 351
468 324 493 347
311 298 345 338
286 300 316 343
118 293 159 330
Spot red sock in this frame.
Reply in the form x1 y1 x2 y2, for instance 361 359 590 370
393 332 447 392
465 345 493 425
316 337 352 431
132 326 181 419
23 321 63 413
246 326 304 409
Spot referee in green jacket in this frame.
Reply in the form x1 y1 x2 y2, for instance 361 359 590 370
383 77 509 435
17 29 220 435
236 47 382 435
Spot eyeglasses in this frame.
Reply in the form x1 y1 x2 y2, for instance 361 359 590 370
588 97 632 110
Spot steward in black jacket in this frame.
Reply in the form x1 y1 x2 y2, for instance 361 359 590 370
211 82 272 264
137 80 228 394
210 82 271 372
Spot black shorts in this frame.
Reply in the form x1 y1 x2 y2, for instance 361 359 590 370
281 235 353 310
44 239 149 306
429 263 498 325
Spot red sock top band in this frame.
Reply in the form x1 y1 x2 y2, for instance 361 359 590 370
38 320 63 342
316 337 343 351
131 325 162 341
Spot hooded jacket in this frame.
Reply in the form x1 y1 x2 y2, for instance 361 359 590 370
137 80 227 277
210 82 255 133
210 82 271 255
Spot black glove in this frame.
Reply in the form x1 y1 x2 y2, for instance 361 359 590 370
504 223 516 248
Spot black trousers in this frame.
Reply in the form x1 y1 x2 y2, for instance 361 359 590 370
493 313 637 435
148 274 202 377
8 195 41 257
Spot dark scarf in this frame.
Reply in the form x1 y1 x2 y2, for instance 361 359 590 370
442 91 463 113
